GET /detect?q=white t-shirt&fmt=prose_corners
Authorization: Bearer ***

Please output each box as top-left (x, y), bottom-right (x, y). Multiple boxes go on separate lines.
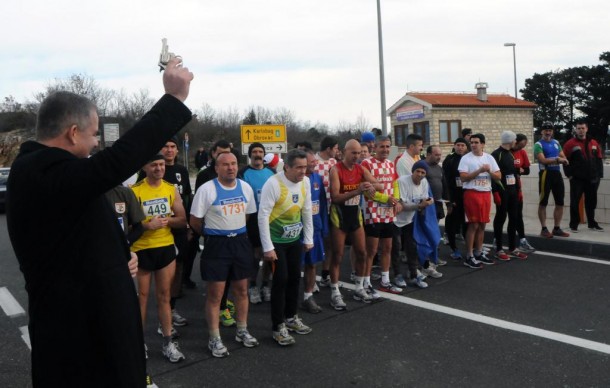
top-left (191, 178), bottom-right (256, 236)
top-left (457, 152), bottom-right (500, 192)
top-left (394, 175), bottom-right (429, 227)
top-left (395, 150), bottom-right (419, 177)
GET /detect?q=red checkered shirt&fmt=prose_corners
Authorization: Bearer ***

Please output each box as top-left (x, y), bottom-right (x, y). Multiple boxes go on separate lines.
top-left (361, 157), bottom-right (397, 224)
top-left (315, 154), bottom-right (336, 214)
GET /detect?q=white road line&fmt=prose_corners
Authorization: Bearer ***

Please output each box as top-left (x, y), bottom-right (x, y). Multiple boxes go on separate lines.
top-left (482, 244), bottom-right (610, 266)
top-left (19, 326), bottom-right (31, 350)
top-left (0, 287), bottom-right (26, 317)
top-left (339, 282), bottom-right (610, 355)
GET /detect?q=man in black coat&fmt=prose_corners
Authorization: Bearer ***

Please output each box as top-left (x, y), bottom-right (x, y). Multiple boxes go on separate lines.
top-left (6, 57), bottom-right (193, 388)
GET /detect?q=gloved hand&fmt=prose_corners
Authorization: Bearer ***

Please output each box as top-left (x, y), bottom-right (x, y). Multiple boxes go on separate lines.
top-left (493, 191), bottom-right (502, 206)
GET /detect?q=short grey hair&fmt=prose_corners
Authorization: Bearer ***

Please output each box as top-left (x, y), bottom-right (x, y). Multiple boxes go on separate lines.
top-left (375, 135), bottom-right (392, 144)
top-left (36, 91), bottom-right (97, 141)
top-left (284, 149), bottom-right (307, 168)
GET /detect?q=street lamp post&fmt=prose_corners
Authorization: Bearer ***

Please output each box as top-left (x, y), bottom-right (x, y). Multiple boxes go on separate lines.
top-left (377, 0), bottom-right (387, 135)
top-left (504, 43), bottom-right (517, 102)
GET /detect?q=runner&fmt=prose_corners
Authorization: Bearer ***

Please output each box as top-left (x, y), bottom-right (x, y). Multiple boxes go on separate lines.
top-left (190, 152), bottom-right (259, 357)
top-left (258, 149), bottom-right (314, 345)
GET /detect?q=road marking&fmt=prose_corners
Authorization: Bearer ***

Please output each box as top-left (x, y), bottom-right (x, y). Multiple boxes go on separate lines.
top-left (19, 326), bottom-right (31, 350)
top-left (339, 282), bottom-right (610, 355)
top-left (482, 244), bottom-right (610, 266)
top-left (0, 287), bottom-right (26, 317)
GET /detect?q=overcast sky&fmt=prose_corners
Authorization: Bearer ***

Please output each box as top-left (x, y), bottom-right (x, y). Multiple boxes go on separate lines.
top-left (2, 0), bottom-right (608, 129)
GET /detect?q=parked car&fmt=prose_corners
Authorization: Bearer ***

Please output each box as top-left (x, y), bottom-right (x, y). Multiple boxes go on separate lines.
top-left (0, 167), bottom-right (9, 212)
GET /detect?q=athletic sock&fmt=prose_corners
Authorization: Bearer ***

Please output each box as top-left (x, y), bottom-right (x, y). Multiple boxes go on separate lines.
top-left (330, 284), bottom-right (340, 296)
top-left (209, 329), bottom-right (220, 339)
top-left (355, 276), bottom-right (364, 291)
top-left (381, 271), bottom-right (390, 284)
top-left (236, 321), bottom-right (247, 331)
top-left (303, 292), bottom-right (313, 300)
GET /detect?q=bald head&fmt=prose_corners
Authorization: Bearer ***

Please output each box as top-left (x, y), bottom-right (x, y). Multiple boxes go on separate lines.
top-left (343, 139), bottom-right (362, 167)
top-left (215, 152), bottom-right (238, 184)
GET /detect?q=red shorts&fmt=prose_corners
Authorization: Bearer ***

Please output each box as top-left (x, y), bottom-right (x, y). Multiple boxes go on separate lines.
top-left (463, 190), bottom-right (491, 223)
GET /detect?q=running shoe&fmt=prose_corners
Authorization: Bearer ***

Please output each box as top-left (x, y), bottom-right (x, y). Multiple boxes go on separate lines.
top-left (330, 293), bottom-right (347, 311)
top-left (540, 227), bottom-right (553, 238)
top-left (507, 249), bottom-right (528, 260)
top-left (422, 265), bottom-right (443, 278)
top-left (208, 337), bottom-right (229, 357)
top-left (157, 324), bottom-right (179, 339)
top-left (519, 239), bottom-right (536, 253)
top-left (285, 315), bottom-right (312, 334)
top-left (494, 250), bottom-right (511, 261)
top-left (436, 258), bottom-right (448, 267)
top-left (463, 256), bottom-right (483, 269)
top-left (273, 323), bottom-right (296, 346)
top-left (235, 328), bottom-right (259, 347)
top-left (450, 250), bottom-right (463, 260)
top-left (476, 253), bottom-right (495, 265)
top-left (589, 224), bottom-right (604, 232)
top-left (371, 272), bottom-right (382, 281)
top-left (353, 288), bottom-right (372, 303)
top-left (146, 374), bottom-right (158, 388)
top-left (379, 281), bottom-right (403, 294)
top-left (366, 285), bottom-right (381, 300)
top-left (394, 274), bottom-right (407, 287)
top-left (261, 286), bottom-right (272, 302)
top-left (162, 341), bottom-right (185, 363)
top-left (301, 296), bottom-right (322, 314)
top-left (172, 309), bottom-right (188, 327)
top-left (226, 299), bottom-right (236, 315)
top-left (219, 308), bottom-right (236, 327)
top-left (248, 286), bottom-right (262, 304)
top-left (319, 277), bottom-right (331, 287)
top-left (552, 228), bottom-right (570, 237)
top-left (407, 275), bottom-right (429, 289)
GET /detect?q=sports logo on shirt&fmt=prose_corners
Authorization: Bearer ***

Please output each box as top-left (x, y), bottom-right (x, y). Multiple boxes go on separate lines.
top-left (292, 194), bottom-right (299, 203)
top-left (313, 182), bottom-right (319, 190)
top-left (115, 202), bottom-right (126, 214)
top-left (176, 173), bottom-right (182, 182)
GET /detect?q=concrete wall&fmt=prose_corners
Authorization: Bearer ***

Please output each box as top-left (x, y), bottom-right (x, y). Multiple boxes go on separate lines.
top-left (513, 164), bottom-right (610, 225)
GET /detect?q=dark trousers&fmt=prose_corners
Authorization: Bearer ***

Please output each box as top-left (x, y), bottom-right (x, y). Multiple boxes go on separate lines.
top-left (569, 178), bottom-right (600, 229)
top-left (394, 223), bottom-right (418, 279)
top-left (516, 198), bottom-right (525, 239)
top-left (271, 240), bottom-right (302, 331)
top-left (445, 200), bottom-right (466, 251)
top-left (493, 189), bottom-right (519, 251)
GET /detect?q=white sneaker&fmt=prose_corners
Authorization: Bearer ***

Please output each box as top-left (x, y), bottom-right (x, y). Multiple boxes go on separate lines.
top-left (422, 264), bottom-right (443, 279)
top-left (249, 286), bottom-right (262, 304)
top-left (408, 275), bottom-right (429, 289)
top-left (330, 293), bottom-right (347, 311)
top-left (162, 341), bottom-right (185, 363)
top-left (261, 286), bottom-right (272, 302)
top-left (353, 288), bottom-right (372, 303)
top-left (171, 309), bottom-right (188, 327)
top-left (235, 328), bottom-right (259, 347)
top-left (208, 336), bottom-right (229, 357)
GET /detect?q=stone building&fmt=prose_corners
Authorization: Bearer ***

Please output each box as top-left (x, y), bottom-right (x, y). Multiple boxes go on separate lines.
top-left (387, 83), bottom-right (536, 155)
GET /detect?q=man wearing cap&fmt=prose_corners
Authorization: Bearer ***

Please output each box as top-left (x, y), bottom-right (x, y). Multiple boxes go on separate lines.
top-left (238, 143), bottom-right (276, 304)
top-left (264, 153), bottom-right (283, 170)
top-left (563, 119), bottom-right (604, 232)
top-left (160, 136), bottom-right (191, 330)
top-left (534, 123), bottom-right (570, 238)
top-left (458, 133), bottom-right (501, 268)
top-left (131, 154), bottom-right (187, 363)
top-left (491, 131), bottom-right (527, 261)
top-left (394, 160), bottom-right (435, 288)
top-left (361, 132), bottom-right (376, 158)
top-left (395, 133), bottom-right (424, 177)
top-left (442, 138), bottom-right (469, 260)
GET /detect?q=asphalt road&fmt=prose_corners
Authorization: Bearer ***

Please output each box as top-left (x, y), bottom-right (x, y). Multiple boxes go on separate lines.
top-left (1, 212), bottom-right (609, 387)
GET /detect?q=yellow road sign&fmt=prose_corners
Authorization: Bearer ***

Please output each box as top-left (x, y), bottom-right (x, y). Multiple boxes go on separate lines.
top-left (241, 124), bottom-right (286, 143)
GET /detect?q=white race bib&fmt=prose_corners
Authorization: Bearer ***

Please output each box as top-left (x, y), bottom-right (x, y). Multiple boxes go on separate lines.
top-left (506, 174), bottom-right (516, 185)
top-left (281, 222), bottom-right (303, 239)
top-left (312, 200), bottom-right (320, 216)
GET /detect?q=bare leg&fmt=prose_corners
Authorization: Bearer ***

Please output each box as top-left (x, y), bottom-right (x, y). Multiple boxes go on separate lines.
top-left (155, 260), bottom-right (176, 337)
top-left (136, 270), bottom-right (152, 327)
top-left (205, 281), bottom-right (226, 332)
top-left (232, 279), bottom-right (249, 324)
top-left (538, 206), bottom-right (547, 228)
top-left (553, 206), bottom-right (564, 228)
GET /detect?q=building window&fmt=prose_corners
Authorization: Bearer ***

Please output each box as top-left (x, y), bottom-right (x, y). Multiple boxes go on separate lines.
top-left (413, 121), bottom-right (430, 145)
top-left (439, 120), bottom-right (461, 143)
top-left (394, 124), bottom-right (408, 146)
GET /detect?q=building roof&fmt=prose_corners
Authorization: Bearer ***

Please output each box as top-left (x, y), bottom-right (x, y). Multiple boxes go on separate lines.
top-left (387, 92), bottom-right (536, 115)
